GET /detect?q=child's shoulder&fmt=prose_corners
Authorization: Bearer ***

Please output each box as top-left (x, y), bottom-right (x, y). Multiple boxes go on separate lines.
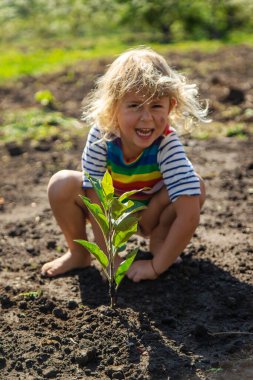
top-left (158, 125), bottom-right (182, 153)
top-left (86, 126), bottom-right (106, 150)
top-left (88, 125), bottom-right (101, 138)
top-left (88, 125), bottom-right (117, 142)
top-left (163, 124), bottom-right (176, 136)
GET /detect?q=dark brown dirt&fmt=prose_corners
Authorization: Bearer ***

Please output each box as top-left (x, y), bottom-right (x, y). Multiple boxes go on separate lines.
top-left (0, 45), bottom-right (253, 380)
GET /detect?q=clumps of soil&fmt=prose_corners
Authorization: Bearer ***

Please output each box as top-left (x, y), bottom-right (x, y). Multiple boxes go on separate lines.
top-left (0, 45), bottom-right (253, 379)
top-left (1, 136), bottom-right (253, 380)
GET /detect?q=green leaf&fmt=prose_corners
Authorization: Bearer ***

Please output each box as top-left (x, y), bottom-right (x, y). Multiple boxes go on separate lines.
top-left (74, 239), bottom-right (109, 268)
top-left (111, 198), bottom-right (134, 220)
top-left (114, 215), bottom-right (138, 231)
top-left (113, 217), bottom-right (138, 248)
top-left (101, 170), bottom-right (114, 200)
top-left (84, 171), bottom-right (108, 210)
top-left (18, 290), bottom-right (43, 300)
top-left (115, 248), bottom-right (138, 287)
top-left (117, 200), bottom-right (147, 222)
top-left (129, 199), bottom-right (148, 210)
top-left (118, 187), bottom-right (149, 203)
top-left (80, 195), bottom-right (109, 238)
top-left (114, 209), bottom-right (142, 230)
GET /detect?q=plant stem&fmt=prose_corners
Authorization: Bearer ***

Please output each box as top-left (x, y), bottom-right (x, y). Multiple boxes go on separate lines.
top-left (108, 205), bottom-right (117, 308)
top-left (109, 280), bottom-right (117, 309)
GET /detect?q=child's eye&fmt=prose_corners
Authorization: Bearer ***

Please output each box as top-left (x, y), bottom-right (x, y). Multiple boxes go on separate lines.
top-left (152, 104), bottom-right (163, 108)
top-left (128, 103), bottom-right (138, 108)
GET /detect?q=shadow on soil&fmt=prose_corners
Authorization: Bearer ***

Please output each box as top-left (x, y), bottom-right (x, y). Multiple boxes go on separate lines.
top-left (78, 254), bottom-right (253, 380)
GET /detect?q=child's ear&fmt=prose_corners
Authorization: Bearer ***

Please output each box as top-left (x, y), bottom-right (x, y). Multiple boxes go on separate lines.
top-left (167, 97), bottom-right (177, 116)
top-left (170, 97), bottom-right (177, 110)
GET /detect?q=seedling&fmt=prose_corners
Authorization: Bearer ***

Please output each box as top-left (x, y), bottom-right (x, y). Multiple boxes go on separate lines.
top-left (206, 367), bottom-right (223, 373)
top-left (75, 171), bottom-right (146, 308)
top-left (18, 290), bottom-right (43, 300)
top-left (35, 90), bottom-right (55, 109)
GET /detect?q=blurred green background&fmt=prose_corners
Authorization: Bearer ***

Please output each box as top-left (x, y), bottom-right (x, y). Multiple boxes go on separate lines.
top-left (1, 0), bottom-right (252, 82)
top-left (0, 0), bottom-right (252, 144)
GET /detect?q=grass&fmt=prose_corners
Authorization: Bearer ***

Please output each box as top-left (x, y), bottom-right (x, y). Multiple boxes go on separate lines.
top-left (0, 32), bottom-right (252, 84)
top-left (0, 32), bottom-right (252, 144)
top-left (191, 121), bottom-right (253, 140)
top-left (0, 36), bottom-right (127, 84)
top-left (0, 108), bottom-right (86, 145)
top-left (1, 107), bottom-right (251, 147)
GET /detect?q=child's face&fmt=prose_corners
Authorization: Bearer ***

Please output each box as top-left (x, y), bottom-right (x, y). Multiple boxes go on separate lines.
top-left (116, 91), bottom-right (172, 160)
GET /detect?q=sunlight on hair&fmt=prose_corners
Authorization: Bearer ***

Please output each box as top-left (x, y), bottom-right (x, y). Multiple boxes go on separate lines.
top-left (82, 47), bottom-right (210, 140)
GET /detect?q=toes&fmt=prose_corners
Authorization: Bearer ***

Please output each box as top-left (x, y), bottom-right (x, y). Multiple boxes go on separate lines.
top-left (41, 269), bottom-right (49, 277)
top-left (41, 265), bottom-right (48, 276)
top-left (46, 269), bottom-right (54, 277)
top-left (41, 263), bottom-right (55, 277)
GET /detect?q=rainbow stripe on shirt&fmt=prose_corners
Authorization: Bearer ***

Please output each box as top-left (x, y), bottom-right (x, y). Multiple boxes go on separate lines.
top-left (107, 134), bottom-right (168, 204)
top-left (82, 125), bottom-right (201, 203)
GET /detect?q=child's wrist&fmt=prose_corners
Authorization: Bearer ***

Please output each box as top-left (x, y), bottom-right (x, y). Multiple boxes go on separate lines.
top-left (150, 259), bottom-right (160, 277)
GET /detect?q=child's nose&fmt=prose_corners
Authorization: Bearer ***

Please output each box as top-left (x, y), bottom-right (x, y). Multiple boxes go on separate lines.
top-left (140, 108), bottom-right (152, 121)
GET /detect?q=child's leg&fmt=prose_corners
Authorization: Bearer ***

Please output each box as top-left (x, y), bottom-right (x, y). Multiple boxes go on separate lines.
top-left (138, 186), bottom-right (172, 237)
top-left (41, 170), bottom-right (91, 277)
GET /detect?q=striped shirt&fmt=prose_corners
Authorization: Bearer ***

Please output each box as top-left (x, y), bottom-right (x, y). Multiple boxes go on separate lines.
top-left (82, 125), bottom-right (200, 203)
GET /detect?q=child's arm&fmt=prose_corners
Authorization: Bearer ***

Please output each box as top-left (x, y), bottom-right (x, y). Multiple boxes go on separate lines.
top-left (127, 195), bottom-right (200, 282)
top-left (152, 195), bottom-right (200, 273)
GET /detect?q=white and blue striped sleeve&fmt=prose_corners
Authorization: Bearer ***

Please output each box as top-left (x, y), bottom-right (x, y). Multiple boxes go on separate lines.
top-left (158, 131), bottom-right (201, 202)
top-left (81, 126), bottom-right (107, 189)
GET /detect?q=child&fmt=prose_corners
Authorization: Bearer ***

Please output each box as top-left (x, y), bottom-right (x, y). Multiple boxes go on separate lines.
top-left (41, 47), bottom-right (207, 282)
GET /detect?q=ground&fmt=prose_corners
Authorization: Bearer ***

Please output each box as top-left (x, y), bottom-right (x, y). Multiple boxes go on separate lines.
top-left (0, 45), bottom-right (253, 380)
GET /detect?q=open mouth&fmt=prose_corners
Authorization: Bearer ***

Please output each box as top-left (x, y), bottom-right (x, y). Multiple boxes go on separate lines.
top-left (135, 128), bottom-right (154, 137)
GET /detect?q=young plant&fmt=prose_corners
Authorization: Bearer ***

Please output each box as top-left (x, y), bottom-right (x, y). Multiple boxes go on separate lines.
top-left (18, 290), bottom-right (43, 300)
top-left (35, 90), bottom-right (55, 110)
top-left (75, 171), bottom-right (146, 308)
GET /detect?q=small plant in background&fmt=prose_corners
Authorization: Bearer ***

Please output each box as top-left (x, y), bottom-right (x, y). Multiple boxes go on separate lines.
top-left (35, 89), bottom-right (55, 110)
top-left (226, 124), bottom-right (246, 138)
top-left (0, 109), bottom-right (84, 145)
top-left (75, 171), bottom-right (147, 308)
top-left (18, 290), bottom-right (43, 300)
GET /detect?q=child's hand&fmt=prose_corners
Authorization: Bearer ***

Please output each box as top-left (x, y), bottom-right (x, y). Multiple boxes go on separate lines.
top-left (127, 259), bottom-right (158, 282)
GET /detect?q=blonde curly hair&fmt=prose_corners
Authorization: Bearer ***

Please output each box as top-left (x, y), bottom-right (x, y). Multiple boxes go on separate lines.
top-left (82, 47), bottom-right (209, 139)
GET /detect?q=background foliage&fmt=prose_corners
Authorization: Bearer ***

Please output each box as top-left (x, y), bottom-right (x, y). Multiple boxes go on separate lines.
top-left (0, 0), bottom-right (252, 44)
top-left (0, 0), bottom-right (252, 143)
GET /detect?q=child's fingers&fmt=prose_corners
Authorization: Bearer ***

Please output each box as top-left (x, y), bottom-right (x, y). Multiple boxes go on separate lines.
top-left (127, 260), bottom-right (158, 282)
top-left (128, 272), bottom-right (141, 283)
top-left (127, 261), bottom-right (147, 282)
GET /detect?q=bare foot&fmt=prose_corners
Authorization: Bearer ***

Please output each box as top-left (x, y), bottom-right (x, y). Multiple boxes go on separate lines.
top-left (41, 250), bottom-right (91, 277)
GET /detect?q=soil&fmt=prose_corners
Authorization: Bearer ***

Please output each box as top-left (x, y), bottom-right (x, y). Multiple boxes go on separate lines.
top-left (0, 45), bottom-right (253, 380)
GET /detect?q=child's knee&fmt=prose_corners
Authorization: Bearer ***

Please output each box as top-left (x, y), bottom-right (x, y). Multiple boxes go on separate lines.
top-left (47, 170), bottom-right (82, 202)
top-left (138, 187), bottom-right (170, 236)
